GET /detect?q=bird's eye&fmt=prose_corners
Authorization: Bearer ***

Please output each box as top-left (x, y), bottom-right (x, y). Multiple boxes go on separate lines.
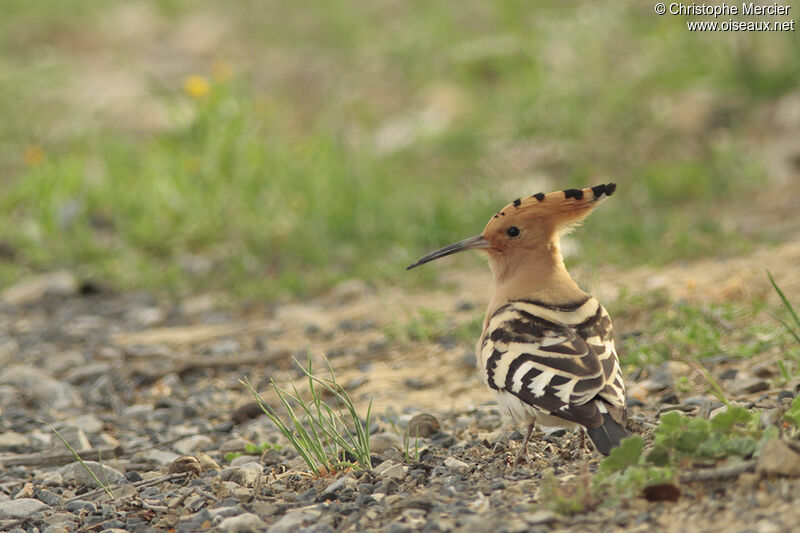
top-left (506, 226), bottom-right (520, 238)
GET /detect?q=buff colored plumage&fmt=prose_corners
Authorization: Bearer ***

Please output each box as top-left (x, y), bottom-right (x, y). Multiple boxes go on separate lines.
top-left (407, 184), bottom-right (627, 460)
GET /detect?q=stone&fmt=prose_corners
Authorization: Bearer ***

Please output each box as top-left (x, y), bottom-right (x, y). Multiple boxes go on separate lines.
top-left (183, 494), bottom-right (206, 513)
top-left (709, 401), bottom-right (747, 420)
top-left (322, 474), bottom-right (357, 496)
top-left (38, 471), bottom-right (64, 487)
top-left (174, 435), bottom-right (213, 455)
top-left (734, 377), bottom-right (770, 396)
top-left (0, 365), bottom-right (82, 409)
top-left (72, 414), bottom-right (104, 434)
top-left (524, 510), bottom-right (558, 525)
top-left (51, 426), bottom-right (91, 451)
top-left (0, 498), bottom-right (51, 519)
top-left (13, 482), bottom-right (34, 499)
top-left (43, 511), bottom-right (81, 529)
top-left (475, 414), bottom-right (502, 430)
top-left (209, 505), bottom-right (244, 520)
top-left (197, 452), bottom-right (220, 471)
top-left (228, 462), bottom-right (262, 487)
top-left (59, 461), bottom-right (126, 488)
top-left (756, 439), bottom-right (800, 477)
top-left (127, 307), bottom-right (165, 327)
top-left (267, 508), bottom-right (322, 533)
top-left (0, 337), bottom-right (19, 362)
top-left (752, 362), bottom-right (776, 378)
top-left (209, 339), bottom-right (240, 355)
top-left (218, 512), bottom-right (265, 532)
top-left (219, 437), bottom-right (252, 452)
top-left (757, 521), bottom-right (784, 533)
top-left (0, 430), bottom-right (31, 450)
top-left (380, 464), bottom-right (407, 481)
top-left (36, 488), bottom-right (64, 507)
top-left (330, 279), bottom-right (371, 302)
top-left (65, 363), bottom-right (113, 385)
top-left (260, 449), bottom-right (282, 466)
top-left (369, 433), bottom-right (402, 454)
top-left (229, 455), bottom-right (260, 466)
top-left (65, 499), bottom-right (97, 514)
top-left (443, 457), bottom-right (471, 475)
top-left (43, 524), bottom-right (73, 533)
top-left (1, 271), bottom-right (78, 305)
top-left (143, 449), bottom-right (182, 466)
top-left (777, 390), bottom-right (795, 402)
top-left (373, 460), bottom-right (397, 476)
top-left (120, 404), bottom-right (154, 421)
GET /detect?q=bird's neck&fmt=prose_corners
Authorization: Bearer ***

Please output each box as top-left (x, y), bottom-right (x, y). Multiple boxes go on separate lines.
top-left (486, 240), bottom-right (587, 317)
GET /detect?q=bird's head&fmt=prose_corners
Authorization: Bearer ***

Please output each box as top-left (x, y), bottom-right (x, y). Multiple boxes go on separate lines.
top-left (406, 183), bottom-right (616, 273)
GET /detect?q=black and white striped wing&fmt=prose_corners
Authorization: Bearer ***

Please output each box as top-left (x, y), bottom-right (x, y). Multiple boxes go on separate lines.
top-left (573, 302), bottom-right (626, 416)
top-left (480, 300), bottom-right (610, 428)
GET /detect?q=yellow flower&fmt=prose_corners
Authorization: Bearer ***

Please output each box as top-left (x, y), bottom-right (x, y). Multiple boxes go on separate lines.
top-left (23, 144), bottom-right (45, 167)
top-left (183, 75), bottom-right (210, 98)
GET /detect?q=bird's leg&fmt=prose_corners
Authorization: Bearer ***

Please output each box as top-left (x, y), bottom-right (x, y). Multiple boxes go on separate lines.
top-left (514, 423), bottom-right (535, 465)
top-left (579, 428), bottom-right (586, 461)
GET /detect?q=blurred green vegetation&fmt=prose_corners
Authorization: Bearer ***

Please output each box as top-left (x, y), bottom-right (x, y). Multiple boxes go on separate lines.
top-left (1, 0), bottom-right (798, 298)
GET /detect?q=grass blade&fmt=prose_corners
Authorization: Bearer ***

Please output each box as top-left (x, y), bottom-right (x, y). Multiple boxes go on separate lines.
top-left (767, 269), bottom-right (800, 331)
top-left (241, 349), bottom-right (372, 474)
top-left (45, 422), bottom-right (114, 499)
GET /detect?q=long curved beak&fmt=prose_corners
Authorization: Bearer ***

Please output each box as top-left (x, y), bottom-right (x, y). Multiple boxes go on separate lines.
top-left (406, 234), bottom-right (490, 270)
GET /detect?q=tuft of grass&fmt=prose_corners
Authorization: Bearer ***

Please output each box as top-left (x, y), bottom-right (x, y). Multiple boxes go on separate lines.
top-left (242, 350), bottom-right (372, 475)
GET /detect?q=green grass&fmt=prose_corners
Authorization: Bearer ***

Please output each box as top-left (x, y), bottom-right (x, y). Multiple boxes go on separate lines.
top-left (615, 294), bottom-right (777, 368)
top-left (46, 422), bottom-right (114, 499)
top-left (243, 351), bottom-right (372, 475)
top-left (1, 1), bottom-right (799, 298)
top-left (767, 271), bottom-right (800, 382)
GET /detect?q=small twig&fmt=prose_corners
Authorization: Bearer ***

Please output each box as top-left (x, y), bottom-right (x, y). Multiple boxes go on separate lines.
top-left (0, 445), bottom-right (123, 468)
top-left (168, 486), bottom-right (197, 509)
top-left (679, 460), bottom-right (756, 483)
top-left (0, 435), bottom-right (187, 468)
top-left (138, 500), bottom-right (169, 513)
top-left (657, 404), bottom-right (698, 415)
top-left (64, 472), bottom-right (190, 503)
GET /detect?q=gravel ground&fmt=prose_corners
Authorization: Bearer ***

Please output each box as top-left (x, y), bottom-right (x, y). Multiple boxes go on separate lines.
top-left (1, 271), bottom-right (800, 533)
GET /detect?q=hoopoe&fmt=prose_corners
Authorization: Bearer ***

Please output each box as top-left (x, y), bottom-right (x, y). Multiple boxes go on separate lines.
top-left (407, 184), bottom-right (627, 459)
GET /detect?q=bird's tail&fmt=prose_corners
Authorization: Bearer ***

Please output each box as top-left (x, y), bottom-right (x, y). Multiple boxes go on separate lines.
top-left (586, 413), bottom-right (628, 456)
